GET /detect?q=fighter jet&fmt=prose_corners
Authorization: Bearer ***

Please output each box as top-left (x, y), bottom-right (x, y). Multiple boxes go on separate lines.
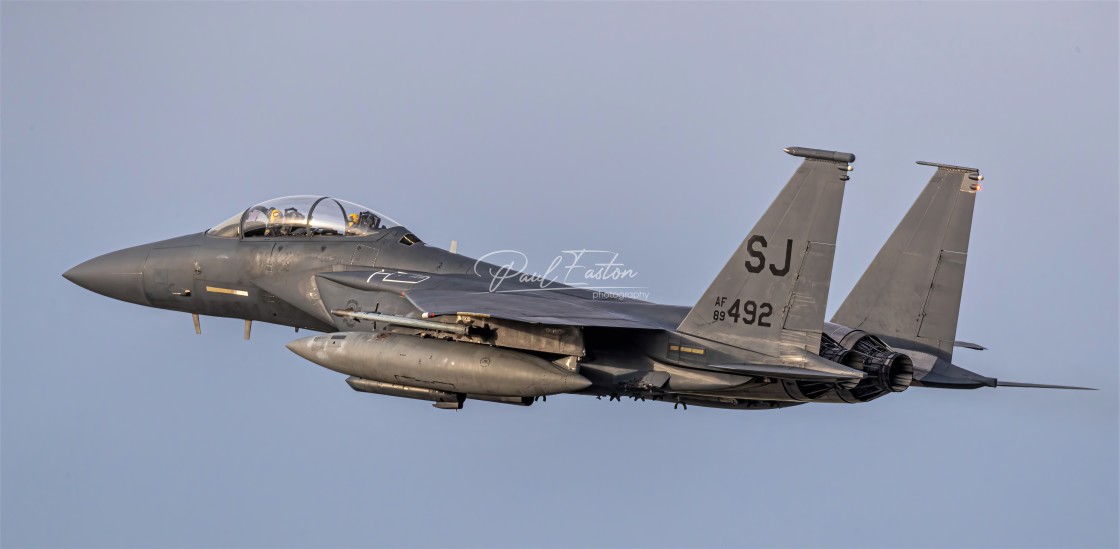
top-left (64, 147), bottom-right (1089, 410)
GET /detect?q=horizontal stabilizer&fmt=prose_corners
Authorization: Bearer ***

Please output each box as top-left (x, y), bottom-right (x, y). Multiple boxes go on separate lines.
top-left (997, 380), bottom-right (1096, 391)
top-left (953, 340), bottom-right (987, 351)
top-left (912, 360), bottom-right (1095, 391)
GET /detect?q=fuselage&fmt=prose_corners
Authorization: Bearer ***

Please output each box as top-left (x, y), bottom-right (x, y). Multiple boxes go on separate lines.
top-left (66, 223), bottom-right (827, 408)
top-left (63, 194), bottom-right (913, 410)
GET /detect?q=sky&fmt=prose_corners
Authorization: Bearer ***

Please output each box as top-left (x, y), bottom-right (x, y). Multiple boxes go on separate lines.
top-left (2, 2), bottom-right (1117, 548)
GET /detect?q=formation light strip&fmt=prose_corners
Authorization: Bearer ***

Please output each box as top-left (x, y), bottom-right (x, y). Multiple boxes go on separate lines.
top-left (206, 286), bottom-right (249, 297)
top-left (669, 345), bottom-right (705, 355)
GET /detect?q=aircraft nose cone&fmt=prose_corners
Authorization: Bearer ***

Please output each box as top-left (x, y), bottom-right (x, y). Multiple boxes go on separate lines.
top-left (64, 244), bottom-right (152, 306)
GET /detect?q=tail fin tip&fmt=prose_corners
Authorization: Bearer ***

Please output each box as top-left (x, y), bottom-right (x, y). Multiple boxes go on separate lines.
top-left (916, 160), bottom-right (980, 173)
top-left (785, 146), bottom-right (856, 164)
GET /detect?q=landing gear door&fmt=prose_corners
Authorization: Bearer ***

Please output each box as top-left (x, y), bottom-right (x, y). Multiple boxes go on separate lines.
top-left (143, 246), bottom-right (199, 309)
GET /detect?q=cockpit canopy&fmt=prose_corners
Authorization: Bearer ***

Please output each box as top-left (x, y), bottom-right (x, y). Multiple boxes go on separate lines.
top-left (208, 196), bottom-right (402, 238)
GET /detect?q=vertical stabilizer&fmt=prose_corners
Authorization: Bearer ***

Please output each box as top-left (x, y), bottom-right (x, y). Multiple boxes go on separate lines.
top-left (831, 161), bottom-right (983, 361)
top-left (677, 147), bottom-right (853, 362)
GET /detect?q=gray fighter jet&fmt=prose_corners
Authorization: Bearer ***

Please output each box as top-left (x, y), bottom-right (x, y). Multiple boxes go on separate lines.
top-left (64, 147), bottom-right (1089, 410)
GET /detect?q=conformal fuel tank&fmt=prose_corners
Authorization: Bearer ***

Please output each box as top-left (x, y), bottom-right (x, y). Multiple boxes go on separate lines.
top-left (287, 332), bottom-right (591, 397)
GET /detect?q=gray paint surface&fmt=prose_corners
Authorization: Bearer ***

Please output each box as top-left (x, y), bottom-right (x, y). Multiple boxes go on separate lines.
top-left (2, 2), bottom-right (1117, 548)
top-left (678, 153), bottom-right (847, 358)
top-left (833, 165), bottom-right (978, 357)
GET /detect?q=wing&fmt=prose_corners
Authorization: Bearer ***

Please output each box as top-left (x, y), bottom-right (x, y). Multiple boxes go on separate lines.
top-left (314, 270), bottom-right (688, 330)
top-left (402, 290), bottom-right (677, 329)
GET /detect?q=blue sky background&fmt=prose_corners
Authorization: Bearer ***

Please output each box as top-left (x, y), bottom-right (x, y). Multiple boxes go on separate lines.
top-left (3, 2), bottom-right (1117, 548)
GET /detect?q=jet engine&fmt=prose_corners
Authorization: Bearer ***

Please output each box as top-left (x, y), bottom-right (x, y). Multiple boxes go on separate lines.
top-left (805, 329), bottom-right (914, 403)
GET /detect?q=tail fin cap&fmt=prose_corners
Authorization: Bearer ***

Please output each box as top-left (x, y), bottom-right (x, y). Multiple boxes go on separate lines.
top-left (785, 147), bottom-right (856, 164)
top-left (916, 160), bottom-right (979, 173)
